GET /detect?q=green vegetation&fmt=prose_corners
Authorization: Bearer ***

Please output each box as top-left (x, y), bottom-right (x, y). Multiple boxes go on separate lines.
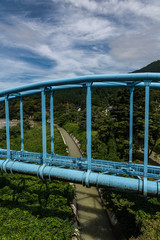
top-left (101, 189), bottom-right (160, 240)
top-left (105, 87), bottom-right (160, 161)
top-left (63, 120), bottom-right (160, 239)
top-left (134, 60), bottom-right (160, 73)
top-left (0, 121), bottom-right (67, 156)
top-left (0, 174), bottom-right (75, 239)
top-left (0, 123), bottom-right (74, 239)
top-left (62, 59), bottom-right (160, 239)
top-left (1, 60), bottom-right (160, 239)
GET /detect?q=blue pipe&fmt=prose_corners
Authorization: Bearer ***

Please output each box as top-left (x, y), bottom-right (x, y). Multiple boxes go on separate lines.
top-left (0, 85), bottom-right (83, 103)
top-left (86, 83), bottom-right (92, 171)
top-left (143, 81), bottom-right (151, 196)
top-left (129, 87), bottom-right (134, 167)
top-left (0, 83), bottom-right (126, 102)
top-left (1, 73), bottom-right (160, 97)
top-left (20, 97), bottom-right (24, 151)
top-left (0, 160), bottom-right (159, 195)
top-left (0, 73), bottom-right (160, 196)
top-left (2, 81), bottom-right (160, 103)
top-left (5, 97), bottom-right (10, 159)
top-left (41, 89), bottom-right (47, 164)
top-left (50, 91), bottom-right (54, 155)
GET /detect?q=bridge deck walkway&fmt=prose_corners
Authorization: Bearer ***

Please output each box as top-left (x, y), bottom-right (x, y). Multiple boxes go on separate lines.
top-left (58, 127), bottom-right (116, 240)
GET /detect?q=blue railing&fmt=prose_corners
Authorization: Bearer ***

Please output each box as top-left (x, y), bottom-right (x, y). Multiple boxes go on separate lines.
top-left (0, 73), bottom-right (160, 196)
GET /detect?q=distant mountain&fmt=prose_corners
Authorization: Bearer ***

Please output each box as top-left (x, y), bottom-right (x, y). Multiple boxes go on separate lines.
top-left (133, 60), bottom-right (160, 73)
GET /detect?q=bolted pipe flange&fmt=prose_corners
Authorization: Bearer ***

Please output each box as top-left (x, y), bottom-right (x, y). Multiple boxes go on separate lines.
top-left (1, 159), bottom-right (10, 173)
top-left (157, 180), bottom-right (160, 197)
top-left (96, 173), bottom-right (100, 189)
top-left (143, 177), bottom-right (148, 196)
top-left (48, 166), bottom-right (54, 181)
top-left (37, 164), bottom-right (46, 180)
top-left (85, 170), bottom-right (91, 188)
top-left (82, 171), bottom-right (86, 186)
top-left (10, 159), bottom-right (17, 174)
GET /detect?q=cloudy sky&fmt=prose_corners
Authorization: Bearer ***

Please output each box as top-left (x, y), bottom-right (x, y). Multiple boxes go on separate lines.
top-left (0, 0), bottom-right (160, 90)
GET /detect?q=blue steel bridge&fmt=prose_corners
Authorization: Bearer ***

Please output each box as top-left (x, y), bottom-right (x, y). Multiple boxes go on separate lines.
top-left (0, 73), bottom-right (160, 196)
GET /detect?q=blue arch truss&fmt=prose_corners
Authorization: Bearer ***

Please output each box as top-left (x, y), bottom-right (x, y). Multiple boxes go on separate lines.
top-left (0, 73), bottom-right (160, 196)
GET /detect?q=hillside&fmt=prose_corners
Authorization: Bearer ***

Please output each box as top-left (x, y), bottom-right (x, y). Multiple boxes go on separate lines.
top-left (133, 60), bottom-right (160, 73)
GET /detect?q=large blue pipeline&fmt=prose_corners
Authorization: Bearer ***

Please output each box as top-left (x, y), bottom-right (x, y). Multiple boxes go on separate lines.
top-left (0, 73), bottom-right (160, 196)
top-left (0, 159), bottom-right (159, 195)
top-left (1, 72), bottom-right (160, 98)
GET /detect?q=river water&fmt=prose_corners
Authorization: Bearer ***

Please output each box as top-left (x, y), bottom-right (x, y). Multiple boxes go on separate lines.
top-left (57, 127), bottom-right (116, 240)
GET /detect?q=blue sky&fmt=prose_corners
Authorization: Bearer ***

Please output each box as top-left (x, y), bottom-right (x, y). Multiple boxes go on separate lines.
top-left (0, 0), bottom-right (160, 90)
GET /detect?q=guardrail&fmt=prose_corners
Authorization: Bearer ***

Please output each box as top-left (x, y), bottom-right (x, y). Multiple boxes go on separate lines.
top-left (0, 73), bottom-right (160, 196)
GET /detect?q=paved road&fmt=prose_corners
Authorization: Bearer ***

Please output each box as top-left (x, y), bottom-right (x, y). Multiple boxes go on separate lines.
top-left (0, 119), bottom-right (19, 129)
top-left (57, 127), bottom-right (116, 240)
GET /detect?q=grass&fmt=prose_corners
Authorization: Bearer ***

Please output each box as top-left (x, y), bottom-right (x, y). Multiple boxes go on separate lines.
top-left (0, 121), bottom-right (75, 240)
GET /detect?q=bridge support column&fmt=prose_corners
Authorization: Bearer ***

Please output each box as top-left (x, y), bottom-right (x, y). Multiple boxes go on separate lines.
top-left (50, 91), bottom-right (54, 155)
top-left (41, 88), bottom-right (47, 164)
top-left (20, 97), bottom-right (24, 151)
top-left (129, 87), bottom-right (134, 167)
top-left (5, 96), bottom-right (10, 160)
top-left (86, 82), bottom-right (92, 171)
top-left (1, 96), bottom-right (11, 172)
top-left (143, 81), bottom-right (151, 196)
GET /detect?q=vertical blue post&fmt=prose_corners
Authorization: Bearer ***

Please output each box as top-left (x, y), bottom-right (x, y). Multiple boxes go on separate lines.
top-left (5, 96), bottom-right (10, 159)
top-left (20, 97), bottom-right (24, 151)
top-left (41, 88), bottom-right (47, 164)
top-left (129, 87), bottom-right (134, 167)
top-left (86, 82), bottom-right (92, 170)
top-left (50, 90), bottom-right (54, 155)
top-left (143, 81), bottom-right (150, 196)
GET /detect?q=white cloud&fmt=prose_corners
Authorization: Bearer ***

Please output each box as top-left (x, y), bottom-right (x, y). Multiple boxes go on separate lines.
top-left (109, 26), bottom-right (160, 68)
top-left (0, 0), bottom-right (160, 90)
top-left (66, 0), bottom-right (160, 22)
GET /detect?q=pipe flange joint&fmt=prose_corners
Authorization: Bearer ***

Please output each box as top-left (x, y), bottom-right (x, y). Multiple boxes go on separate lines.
top-left (1, 158), bottom-right (10, 173)
top-left (157, 180), bottom-right (160, 196)
top-left (82, 171), bottom-right (86, 186)
top-left (10, 159), bottom-right (17, 174)
top-left (96, 173), bottom-right (100, 188)
top-left (85, 170), bottom-right (91, 188)
top-left (37, 164), bottom-right (46, 180)
top-left (48, 166), bottom-right (54, 181)
top-left (143, 177), bottom-right (148, 196)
